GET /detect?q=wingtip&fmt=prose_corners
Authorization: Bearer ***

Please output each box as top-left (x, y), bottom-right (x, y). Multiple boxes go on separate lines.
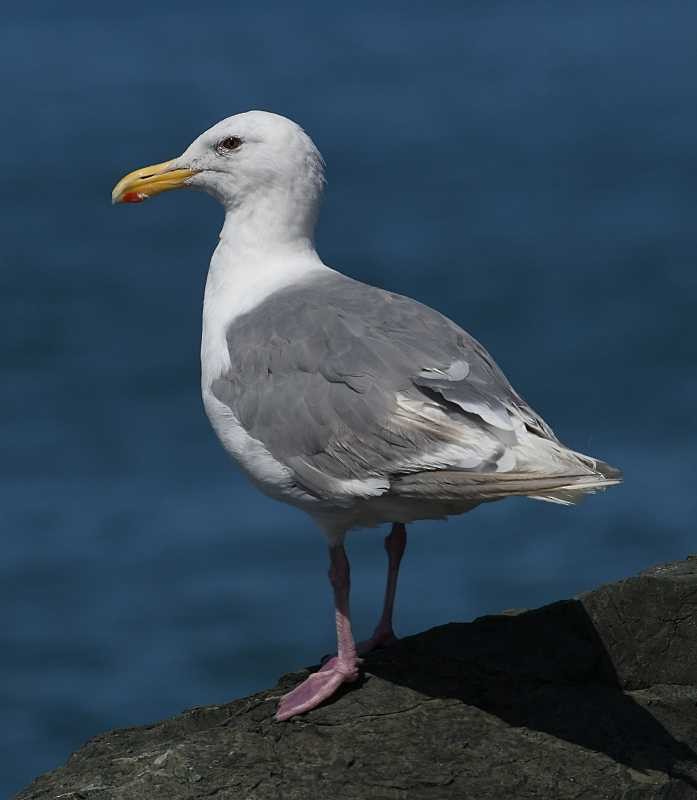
top-left (595, 460), bottom-right (623, 482)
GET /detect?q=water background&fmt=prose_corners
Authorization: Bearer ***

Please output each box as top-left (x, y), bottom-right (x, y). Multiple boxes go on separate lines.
top-left (2, 1), bottom-right (697, 794)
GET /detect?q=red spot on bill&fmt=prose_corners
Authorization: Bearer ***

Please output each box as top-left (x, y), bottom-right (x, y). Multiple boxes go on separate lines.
top-left (122, 191), bottom-right (147, 203)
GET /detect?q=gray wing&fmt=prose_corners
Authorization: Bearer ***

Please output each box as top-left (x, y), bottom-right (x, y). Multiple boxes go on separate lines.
top-left (212, 272), bottom-right (557, 503)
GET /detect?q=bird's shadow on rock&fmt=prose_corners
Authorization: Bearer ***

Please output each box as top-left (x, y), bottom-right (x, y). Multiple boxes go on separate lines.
top-left (362, 599), bottom-right (697, 786)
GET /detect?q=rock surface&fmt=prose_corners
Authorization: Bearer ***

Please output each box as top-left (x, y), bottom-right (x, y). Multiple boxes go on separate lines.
top-left (16, 558), bottom-right (697, 800)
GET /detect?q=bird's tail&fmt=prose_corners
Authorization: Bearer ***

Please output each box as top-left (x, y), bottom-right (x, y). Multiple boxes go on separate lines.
top-left (524, 455), bottom-right (622, 505)
top-left (391, 455), bottom-right (622, 507)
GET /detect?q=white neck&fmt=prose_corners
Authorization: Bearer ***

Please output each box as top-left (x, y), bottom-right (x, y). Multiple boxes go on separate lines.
top-left (207, 205), bottom-right (327, 309)
top-left (221, 178), bottom-right (321, 245)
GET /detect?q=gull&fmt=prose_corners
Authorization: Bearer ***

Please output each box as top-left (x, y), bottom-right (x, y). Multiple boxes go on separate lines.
top-left (112, 110), bottom-right (621, 721)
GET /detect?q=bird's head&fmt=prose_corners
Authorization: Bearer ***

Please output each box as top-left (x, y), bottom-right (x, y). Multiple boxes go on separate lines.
top-left (112, 111), bottom-right (325, 220)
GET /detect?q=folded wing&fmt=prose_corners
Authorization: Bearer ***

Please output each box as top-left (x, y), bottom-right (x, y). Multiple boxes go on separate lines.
top-left (212, 272), bottom-right (616, 506)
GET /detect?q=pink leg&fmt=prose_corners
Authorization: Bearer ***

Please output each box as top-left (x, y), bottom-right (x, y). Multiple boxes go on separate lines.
top-left (275, 543), bottom-right (361, 721)
top-left (358, 523), bottom-right (407, 654)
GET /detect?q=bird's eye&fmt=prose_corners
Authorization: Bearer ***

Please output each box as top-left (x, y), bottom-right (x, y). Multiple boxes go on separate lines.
top-left (216, 136), bottom-right (243, 153)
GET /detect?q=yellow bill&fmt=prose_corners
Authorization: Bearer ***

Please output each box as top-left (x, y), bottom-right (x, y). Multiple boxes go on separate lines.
top-left (111, 160), bottom-right (195, 204)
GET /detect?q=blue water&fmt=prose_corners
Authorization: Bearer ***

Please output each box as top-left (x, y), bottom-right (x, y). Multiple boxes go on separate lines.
top-left (2, 1), bottom-right (697, 794)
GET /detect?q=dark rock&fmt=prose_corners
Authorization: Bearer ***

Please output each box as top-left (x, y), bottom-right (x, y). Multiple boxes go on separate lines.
top-left (16, 559), bottom-right (697, 799)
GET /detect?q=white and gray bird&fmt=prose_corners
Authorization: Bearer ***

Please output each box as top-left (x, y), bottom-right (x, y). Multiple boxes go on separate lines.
top-left (112, 110), bottom-right (621, 720)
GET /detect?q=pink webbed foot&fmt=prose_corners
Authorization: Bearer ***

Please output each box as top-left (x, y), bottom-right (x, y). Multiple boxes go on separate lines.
top-left (275, 655), bottom-right (361, 721)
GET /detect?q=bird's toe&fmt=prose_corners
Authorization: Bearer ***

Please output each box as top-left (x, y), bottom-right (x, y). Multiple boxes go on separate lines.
top-left (275, 657), bottom-right (360, 721)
